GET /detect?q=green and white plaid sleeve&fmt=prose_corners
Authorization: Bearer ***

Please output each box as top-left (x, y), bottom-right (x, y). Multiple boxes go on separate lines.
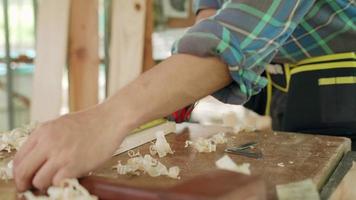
top-left (173, 0), bottom-right (315, 104)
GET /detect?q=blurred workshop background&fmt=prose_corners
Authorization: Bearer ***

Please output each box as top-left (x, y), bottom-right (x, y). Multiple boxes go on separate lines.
top-left (0, 0), bottom-right (193, 130)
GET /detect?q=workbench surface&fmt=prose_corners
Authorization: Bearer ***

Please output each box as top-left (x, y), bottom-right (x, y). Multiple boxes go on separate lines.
top-left (0, 123), bottom-right (351, 199)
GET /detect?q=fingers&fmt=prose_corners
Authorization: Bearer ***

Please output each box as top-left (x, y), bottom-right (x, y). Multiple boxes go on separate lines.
top-left (32, 158), bottom-right (63, 190)
top-left (13, 138), bottom-right (37, 167)
top-left (14, 146), bottom-right (47, 192)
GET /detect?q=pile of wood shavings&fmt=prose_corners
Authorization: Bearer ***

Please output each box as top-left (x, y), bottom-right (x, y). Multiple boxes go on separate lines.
top-left (114, 131), bottom-right (180, 179)
top-left (0, 123), bottom-right (36, 152)
top-left (0, 123), bottom-right (36, 180)
top-left (185, 132), bottom-right (227, 153)
top-left (114, 151), bottom-right (180, 179)
top-left (23, 179), bottom-right (98, 200)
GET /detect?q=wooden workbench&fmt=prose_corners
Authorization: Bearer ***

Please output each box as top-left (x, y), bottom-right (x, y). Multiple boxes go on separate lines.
top-left (0, 123), bottom-right (351, 199)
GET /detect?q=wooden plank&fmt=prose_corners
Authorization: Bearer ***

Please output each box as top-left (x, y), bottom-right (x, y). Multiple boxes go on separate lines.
top-left (108, 0), bottom-right (146, 95)
top-left (80, 171), bottom-right (267, 200)
top-left (31, 0), bottom-right (70, 122)
top-left (142, 0), bottom-right (155, 72)
top-left (68, 0), bottom-right (99, 112)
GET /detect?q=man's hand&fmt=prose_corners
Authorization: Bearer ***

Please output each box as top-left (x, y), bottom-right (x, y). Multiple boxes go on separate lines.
top-left (13, 106), bottom-right (131, 191)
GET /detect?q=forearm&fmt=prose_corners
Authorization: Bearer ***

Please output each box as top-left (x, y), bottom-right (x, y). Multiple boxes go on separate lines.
top-left (101, 54), bottom-right (231, 133)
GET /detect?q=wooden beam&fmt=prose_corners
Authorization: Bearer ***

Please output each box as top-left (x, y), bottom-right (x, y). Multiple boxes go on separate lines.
top-left (108, 0), bottom-right (146, 95)
top-left (142, 0), bottom-right (155, 72)
top-left (68, 0), bottom-right (99, 111)
top-left (31, 0), bottom-right (70, 122)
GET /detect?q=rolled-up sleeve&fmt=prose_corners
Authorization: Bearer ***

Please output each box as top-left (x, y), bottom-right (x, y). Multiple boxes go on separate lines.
top-left (173, 0), bottom-right (315, 104)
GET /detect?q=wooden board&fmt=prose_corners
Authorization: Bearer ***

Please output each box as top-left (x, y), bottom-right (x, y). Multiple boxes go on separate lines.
top-left (31, 0), bottom-right (70, 122)
top-left (0, 124), bottom-right (350, 199)
top-left (68, 0), bottom-right (99, 112)
top-left (107, 0), bottom-right (146, 95)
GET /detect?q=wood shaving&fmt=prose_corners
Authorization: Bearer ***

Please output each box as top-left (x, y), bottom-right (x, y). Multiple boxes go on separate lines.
top-left (0, 123), bottom-right (36, 152)
top-left (114, 154), bottom-right (180, 179)
top-left (149, 131), bottom-right (173, 158)
top-left (0, 160), bottom-right (13, 180)
top-left (128, 150), bottom-right (141, 158)
top-left (185, 132), bottom-right (227, 153)
top-left (22, 179), bottom-right (97, 200)
top-left (215, 155), bottom-right (251, 175)
top-left (278, 162), bottom-right (285, 167)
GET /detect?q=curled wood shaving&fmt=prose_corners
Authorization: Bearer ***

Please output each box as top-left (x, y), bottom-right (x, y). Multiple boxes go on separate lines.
top-left (0, 123), bottom-right (36, 152)
top-left (128, 150), bottom-right (141, 158)
top-left (114, 154), bottom-right (180, 179)
top-left (185, 132), bottom-right (227, 153)
top-left (277, 162), bottom-right (285, 167)
top-left (149, 131), bottom-right (173, 158)
top-left (215, 155), bottom-right (251, 175)
top-left (0, 160), bottom-right (13, 180)
top-left (22, 179), bottom-right (97, 200)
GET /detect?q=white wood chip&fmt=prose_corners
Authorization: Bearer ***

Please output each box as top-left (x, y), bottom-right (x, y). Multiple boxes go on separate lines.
top-left (215, 155), bottom-right (251, 175)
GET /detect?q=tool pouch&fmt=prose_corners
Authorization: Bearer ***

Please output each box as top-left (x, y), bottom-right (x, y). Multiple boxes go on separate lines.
top-left (281, 52), bottom-right (356, 137)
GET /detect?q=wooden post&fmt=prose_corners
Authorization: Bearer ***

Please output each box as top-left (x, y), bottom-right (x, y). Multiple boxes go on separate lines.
top-left (31, 0), bottom-right (70, 122)
top-left (68, 0), bottom-right (99, 111)
top-left (142, 0), bottom-right (155, 72)
top-left (108, 0), bottom-right (146, 95)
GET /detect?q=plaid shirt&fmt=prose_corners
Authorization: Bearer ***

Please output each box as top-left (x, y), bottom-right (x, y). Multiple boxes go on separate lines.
top-left (172, 0), bottom-right (356, 104)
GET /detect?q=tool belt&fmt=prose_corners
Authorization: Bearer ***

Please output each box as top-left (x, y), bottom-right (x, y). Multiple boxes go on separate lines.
top-left (266, 52), bottom-right (356, 137)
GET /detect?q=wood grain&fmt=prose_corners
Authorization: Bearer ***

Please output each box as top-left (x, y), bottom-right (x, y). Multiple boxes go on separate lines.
top-left (142, 0), bottom-right (155, 72)
top-left (31, 0), bottom-right (70, 122)
top-left (108, 0), bottom-right (146, 95)
top-left (68, 0), bottom-right (99, 112)
top-left (80, 170), bottom-right (267, 200)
